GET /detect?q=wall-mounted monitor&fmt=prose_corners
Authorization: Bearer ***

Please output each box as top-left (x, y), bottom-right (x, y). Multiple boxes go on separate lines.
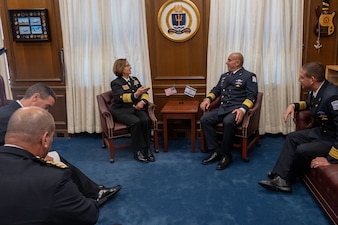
top-left (9, 8), bottom-right (50, 42)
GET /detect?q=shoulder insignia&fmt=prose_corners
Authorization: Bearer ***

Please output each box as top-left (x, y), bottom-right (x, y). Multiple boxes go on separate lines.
top-left (33, 156), bottom-right (68, 169)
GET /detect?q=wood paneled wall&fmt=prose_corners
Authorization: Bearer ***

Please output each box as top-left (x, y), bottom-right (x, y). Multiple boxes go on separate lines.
top-left (302, 0), bottom-right (338, 99)
top-left (0, 0), bottom-right (67, 135)
top-left (303, 0), bottom-right (338, 64)
top-left (145, 0), bottom-right (210, 121)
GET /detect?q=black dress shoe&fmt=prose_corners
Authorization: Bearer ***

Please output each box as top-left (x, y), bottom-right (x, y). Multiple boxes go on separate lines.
top-left (258, 176), bottom-right (292, 192)
top-left (134, 150), bottom-right (148, 163)
top-left (202, 152), bottom-right (222, 165)
top-left (97, 184), bottom-right (122, 207)
top-left (216, 155), bottom-right (232, 170)
top-left (144, 148), bottom-right (155, 162)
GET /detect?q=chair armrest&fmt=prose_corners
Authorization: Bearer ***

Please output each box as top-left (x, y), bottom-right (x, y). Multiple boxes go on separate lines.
top-left (97, 94), bottom-right (115, 137)
top-left (294, 110), bottom-right (315, 131)
top-left (240, 92), bottom-right (263, 136)
top-left (241, 101), bottom-right (260, 128)
top-left (147, 102), bottom-right (158, 130)
top-left (208, 97), bottom-right (221, 111)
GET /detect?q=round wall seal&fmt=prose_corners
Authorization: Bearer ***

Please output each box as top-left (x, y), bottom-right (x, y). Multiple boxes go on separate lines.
top-left (157, 0), bottom-right (200, 42)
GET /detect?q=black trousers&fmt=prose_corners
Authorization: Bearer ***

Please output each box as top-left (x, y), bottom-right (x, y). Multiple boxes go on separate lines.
top-left (272, 128), bottom-right (333, 181)
top-left (112, 108), bottom-right (151, 151)
top-left (200, 108), bottom-right (236, 155)
top-left (60, 156), bottom-right (99, 199)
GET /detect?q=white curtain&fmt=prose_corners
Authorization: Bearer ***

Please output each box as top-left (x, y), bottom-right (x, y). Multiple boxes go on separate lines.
top-left (0, 17), bottom-right (12, 99)
top-left (58, 0), bottom-right (152, 133)
top-left (208, 0), bottom-right (303, 134)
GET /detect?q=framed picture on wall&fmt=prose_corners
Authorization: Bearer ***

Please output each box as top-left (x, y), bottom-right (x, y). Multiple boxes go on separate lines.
top-left (9, 8), bottom-right (50, 42)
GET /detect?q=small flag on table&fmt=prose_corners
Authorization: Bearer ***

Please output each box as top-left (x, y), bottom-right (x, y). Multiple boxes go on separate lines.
top-left (184, 85), bottom-right (197, 97)
top-left (164, 86), bottom-right (177, 96)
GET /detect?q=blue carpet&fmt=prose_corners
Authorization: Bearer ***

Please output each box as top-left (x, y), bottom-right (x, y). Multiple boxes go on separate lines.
top-left (53, 134), bottom-right (331, 225)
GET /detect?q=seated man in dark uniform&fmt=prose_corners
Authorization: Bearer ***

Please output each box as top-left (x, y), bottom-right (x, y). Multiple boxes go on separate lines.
top-left (0, 106), bottom-right (99, 224)
top-left (258, 62), bottom-right (338, 192)
top-left (200, 52), bottom-right (258, 170)
top-left (0, 83), bottom-right (121, 206)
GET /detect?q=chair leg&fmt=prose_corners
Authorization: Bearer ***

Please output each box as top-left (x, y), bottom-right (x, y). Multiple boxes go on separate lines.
top-left (241, 137), bottom-right (249, 162)
top-left (153, 130), bottom-right (159, 153)
top-left (101, 133), bottom-right (106, 148)
top-left (254, 130), bottom-right (261, 146)
top-left (107, 139), bottom-right (115, 163)
top-left (200, 131), bottom-right (205, 151)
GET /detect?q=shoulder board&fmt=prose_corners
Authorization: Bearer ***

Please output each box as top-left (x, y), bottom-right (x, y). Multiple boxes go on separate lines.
top-left (33, 156), bottom-right (68, 169)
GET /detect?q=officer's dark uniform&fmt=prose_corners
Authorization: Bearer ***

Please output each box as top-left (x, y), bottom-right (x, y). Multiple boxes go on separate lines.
top-left (0, 146), bottom-right (99, 225)
top-left (272, 80), bottom-right (338, 180)
top-left (200, 67), bottom-right (258, 156)
top-left (0, 101), bottom-right (101, 199)
top-left (110, 76), bottom-right (151, 152)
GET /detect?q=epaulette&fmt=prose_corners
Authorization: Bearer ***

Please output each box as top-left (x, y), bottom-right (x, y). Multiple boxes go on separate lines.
top-left (33, 156), bottom-right (68, 169)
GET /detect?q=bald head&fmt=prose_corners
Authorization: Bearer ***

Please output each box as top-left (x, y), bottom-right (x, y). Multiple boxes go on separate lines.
top-left (232, 52), bottom-right (244, 66)
top-left (226, 52), bottom-right (244, 72)
top-left (5, 106), bottom-right (55, 156)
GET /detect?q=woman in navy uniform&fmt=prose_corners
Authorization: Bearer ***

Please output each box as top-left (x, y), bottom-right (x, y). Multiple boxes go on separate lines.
top-left (259, 62), bottom-right (338, 192)
top-left (0, 106), bottom-right (99, 225)
top-left (110, 58), bottom-right (154, 163)
top-left (200, 52), bottom-right (258, 170)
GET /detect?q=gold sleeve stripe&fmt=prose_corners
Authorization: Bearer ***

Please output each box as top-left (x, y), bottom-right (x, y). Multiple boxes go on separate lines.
top-left (299, 101), bottom-right (307, 110)
top-left (122, 93), bottom-right (132, 103)
top-left (243, 99), bottom-right (254, 109)
top-left (329, 147), bottom-right (338, 160)
top-left (206, 93), bottom-right (216, 101)
top-left (141, 93), bottom-right (149, 101)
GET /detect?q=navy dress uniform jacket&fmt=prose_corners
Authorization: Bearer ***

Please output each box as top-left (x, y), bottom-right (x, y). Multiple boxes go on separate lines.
top-left (0, 100), bottom-right (21, 145)
top-left (0, 146), bottom-right (99, 225)
top-left (110, 76), bottom-right (149, 112)
top-left (0, 101), bottom-right (100, 199)
top-left (293, 80), bottom-right (338, 163)
top-left (206, 67), bottom-right (258, 114)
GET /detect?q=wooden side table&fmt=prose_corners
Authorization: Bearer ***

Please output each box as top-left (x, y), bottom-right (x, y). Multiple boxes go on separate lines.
top-left (161, 100), bottom-right (199, 152)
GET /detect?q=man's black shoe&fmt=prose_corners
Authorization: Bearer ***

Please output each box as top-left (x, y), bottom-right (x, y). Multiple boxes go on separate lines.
top-left (216, 155), bottom-right (232, 170)
top-left (258, 176), bottom-right (292, 192)
top-left (134, 151), bottom-right (148, 163)
top-left (202, 152), bottom-right (222, 165)
top-left (97, 185), bottom-right (122, 207)
top-left (144, 148), bottom-right (155, 162)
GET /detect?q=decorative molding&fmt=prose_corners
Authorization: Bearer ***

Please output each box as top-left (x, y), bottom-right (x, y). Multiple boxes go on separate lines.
top-left (154, 75), bottom-right (205, 80)
top-left (157, 0), bottom-right (200, 42)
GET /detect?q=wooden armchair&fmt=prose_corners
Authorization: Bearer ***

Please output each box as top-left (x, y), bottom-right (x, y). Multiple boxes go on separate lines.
top-left (96, 91), bottom-right (159, 162)
top-left (200, 92), bottom-right (263, 161)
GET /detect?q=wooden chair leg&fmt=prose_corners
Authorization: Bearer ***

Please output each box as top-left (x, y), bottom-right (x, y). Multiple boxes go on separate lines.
top-left (101, 133), bottom-right (106, 148)
top-left (107, 139), bottom-right (115, 163)
top-left (200, 131), bottom-right (205, 151)
top-left (153, 130), bottom-right (159, 153)
top-left (254, 130), bottom-right (261, 146)
top-left (241, 137), bottom-right (249, 162)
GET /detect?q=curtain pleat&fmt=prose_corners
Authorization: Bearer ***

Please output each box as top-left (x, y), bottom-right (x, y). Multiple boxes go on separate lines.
top-left (0, 17), bottom-right (12, 99)
top-left (59, 0), bottom-right (152, 133)
top-left (208, 0), bottom-right (303, 135)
